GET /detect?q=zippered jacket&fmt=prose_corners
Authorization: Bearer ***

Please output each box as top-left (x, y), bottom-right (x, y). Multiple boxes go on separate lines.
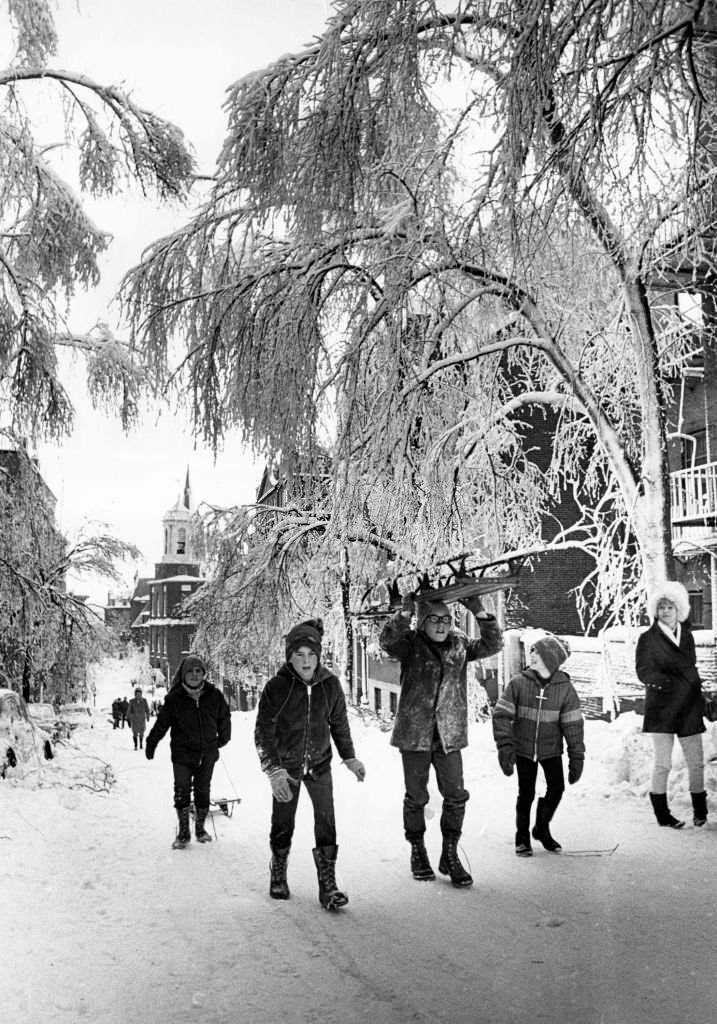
top-left (145, 683), bottom-right (231, 767)
top-left (492, 668), bottom-right (585, 762)
top-left (636, 620), bottom-right (705, 736)
top-left (379, 610), bottom-right (503, 752)
top-left (254, 664), bottom-right (356, 776)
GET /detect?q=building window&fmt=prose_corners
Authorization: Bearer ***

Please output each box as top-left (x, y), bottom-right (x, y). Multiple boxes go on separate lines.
top-left (390, 691), bottom-right (397, 715)
top-left (689, 591), bottom-right (704, 627)
top-left (182, 632), bottom-right (192, 652)
top-left (374, 687), bottom-right (382, 713)
top-left (177, 527), bottom-right (186, 555)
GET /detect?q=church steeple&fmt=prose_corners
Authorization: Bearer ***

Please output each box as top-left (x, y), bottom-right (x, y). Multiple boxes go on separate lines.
top-left (162, 467), bottom-right (195, 564)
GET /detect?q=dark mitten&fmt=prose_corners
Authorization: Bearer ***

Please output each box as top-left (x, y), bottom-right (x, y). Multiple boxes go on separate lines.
top-left (568, 758), bottom-right (583, 785)
top-left (145, 746), bottom-right (154, 761)
top-left (498, 747), bottom-right (516, 776)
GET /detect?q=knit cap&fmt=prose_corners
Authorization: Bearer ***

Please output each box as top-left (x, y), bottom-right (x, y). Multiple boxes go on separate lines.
top-left (531, 634), bottom-right (571, 676)
top-left (285, 619), bottom-right (323, 661)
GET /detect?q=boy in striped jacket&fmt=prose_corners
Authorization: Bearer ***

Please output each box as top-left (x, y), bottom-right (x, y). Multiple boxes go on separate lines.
top-left (492, 634), bottom-right (585, 856)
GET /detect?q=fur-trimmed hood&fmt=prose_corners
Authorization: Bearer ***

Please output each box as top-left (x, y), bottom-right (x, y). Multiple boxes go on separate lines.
top-left (646, 580), bottom-right (691, 623)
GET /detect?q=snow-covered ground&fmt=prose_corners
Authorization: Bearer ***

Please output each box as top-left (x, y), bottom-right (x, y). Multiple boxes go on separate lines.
top-left (4, 654), bottom-right (717, 1024)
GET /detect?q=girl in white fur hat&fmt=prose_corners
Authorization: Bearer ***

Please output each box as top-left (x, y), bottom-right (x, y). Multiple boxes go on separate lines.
top-left (635, 580), bottom-right (707, 829)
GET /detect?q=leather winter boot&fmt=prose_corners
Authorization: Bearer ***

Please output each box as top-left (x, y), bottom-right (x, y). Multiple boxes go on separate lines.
top-left (649, 792), bottom-right (685, 829)
top-left (691, 791), bottom-right (708, 827)
top-left (195, 807), bottom-right (213, 843)
top-left (409, 837), bottom-right (435, 880)
top-left (172, 806), bottom-right (191, 849)
top-left (269, 845), bottom-right (291, 899)
top-left (532, 797), bottom-right (562, 852)
top-left (312, 845), bottom-right (349, 910)
top-left (438, 836), bottom-right (473, 887)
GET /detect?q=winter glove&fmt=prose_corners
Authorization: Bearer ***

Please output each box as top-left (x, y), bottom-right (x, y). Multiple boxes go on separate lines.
top-left (498, 747), bottom-right (516, 776)
top-left (568, 758), bottom-right (583, 785)
top-left (269, 768), bottom-right (296, 803)
top-left (343, 757), bottom-right (366, 782)
top-left (400, 594), bottom-right (415, 620)
top-left (145, 746), bottom-right (154, 761)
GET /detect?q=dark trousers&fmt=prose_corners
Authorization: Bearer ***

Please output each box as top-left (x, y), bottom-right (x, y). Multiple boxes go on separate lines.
top-left (270, 769), bottom-right (337, 850)
top-left (401, 746), bottom-right (469, 841)
top-left (173, 759), bottom-right (216, 810)
top-left (515, 755), bottom-right (564, 830)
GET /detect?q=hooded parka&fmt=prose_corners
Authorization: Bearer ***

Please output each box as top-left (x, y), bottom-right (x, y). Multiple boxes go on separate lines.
top-left (379, 610), bottom-right (503, 752)
top-left (636, 620), bottom-right (705, 737)
top-left (255, 664), bottom-right (356, 776)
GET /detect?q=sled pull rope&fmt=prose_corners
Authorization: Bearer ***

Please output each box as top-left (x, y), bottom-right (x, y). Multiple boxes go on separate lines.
top-left (218, 750), bottom-right (241, 800)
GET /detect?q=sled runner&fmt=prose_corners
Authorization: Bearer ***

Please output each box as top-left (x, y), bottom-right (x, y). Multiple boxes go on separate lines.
top-left (560, 843), bottom-right (619, 857)
top-left (188, 797), bottom-right (242, 840)
top-left (355, 552), bottom-right (527, 618)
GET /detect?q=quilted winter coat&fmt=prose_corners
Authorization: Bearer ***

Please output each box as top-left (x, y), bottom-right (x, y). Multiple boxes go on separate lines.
top-left (254, 664), bottom-right (356, 776)
top-left (492, 668), bottom-right (585, 762)
top-left (379, 610), bottom-right (503, 752)
top-left (635, 620), bottom-right (705, 737)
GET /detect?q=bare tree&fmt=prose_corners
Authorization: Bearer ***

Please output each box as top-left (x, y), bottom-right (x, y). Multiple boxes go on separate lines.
top-left (122, 0), bottom-right (717, 625)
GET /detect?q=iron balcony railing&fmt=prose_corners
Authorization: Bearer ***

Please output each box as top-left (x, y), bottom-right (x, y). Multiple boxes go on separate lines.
top-left (671, 462), bottom-right (717, 525)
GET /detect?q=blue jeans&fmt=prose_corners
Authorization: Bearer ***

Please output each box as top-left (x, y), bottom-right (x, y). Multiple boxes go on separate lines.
top-left (173, 758), bottom-right (216, 810)
top-left (270, 768), bottom-right (337, 850)
top-left (400, 746), bottom-right (469, 841)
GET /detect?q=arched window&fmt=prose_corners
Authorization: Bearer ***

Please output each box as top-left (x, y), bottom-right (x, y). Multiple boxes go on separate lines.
top-left (177, 527), bottom-right (186, 555)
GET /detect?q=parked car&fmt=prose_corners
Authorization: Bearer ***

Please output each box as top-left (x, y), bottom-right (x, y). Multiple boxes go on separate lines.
top-left (26, 701), bottom-right (62, 741)
top-left (0, 688), bottom-right (54, 776)
top-left (57, 702), bottom-right (94, 734)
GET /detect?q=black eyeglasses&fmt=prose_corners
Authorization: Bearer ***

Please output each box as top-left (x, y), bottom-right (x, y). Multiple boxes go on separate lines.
top-left (426, 614), bottom-right (452, 624)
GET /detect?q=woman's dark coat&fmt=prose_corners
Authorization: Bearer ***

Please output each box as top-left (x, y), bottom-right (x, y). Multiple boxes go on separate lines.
top-left (379, 610), bottom-right (503, 752)
top-left (145, 683), bottom-right (231, 766)
top-left (254, 664), bottom-right (356, 776)
top-left (635, 620), bottom-right (705, 736)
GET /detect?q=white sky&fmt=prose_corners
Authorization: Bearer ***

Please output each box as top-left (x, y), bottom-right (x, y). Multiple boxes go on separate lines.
top-left (23, 0), bottom-right (331, 605)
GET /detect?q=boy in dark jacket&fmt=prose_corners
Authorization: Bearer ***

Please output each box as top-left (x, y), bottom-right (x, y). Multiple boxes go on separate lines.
top-left (145, 655), bottom-right (231, 849)
top-left (379, 591), bottom-right (502, 888)
top-left (492, 634), bottom-right (584, 856)
top-left (255, 619), bottom-right (365, 910)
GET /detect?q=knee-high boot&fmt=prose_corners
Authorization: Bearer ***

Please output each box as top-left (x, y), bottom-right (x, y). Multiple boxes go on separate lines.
top-left (172, 806), bottom-right (191, 849)
top-left (269, 845), bottom-right (291, 899)
top-left (312, 845), bottom-right (348, 910)
top-left (532, 797), bottom-right (562, 852)
top-left (195, 807), bottom-right (213, 843)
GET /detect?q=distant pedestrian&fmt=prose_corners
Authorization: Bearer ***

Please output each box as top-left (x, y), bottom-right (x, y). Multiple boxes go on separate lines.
top-left (255, 619), bottom-right (365, 909)
top-left (145, 656), bottom-right (232, 849)
top-left (636, 581), bottom-right (707, 829)
top-left (126, 687), bottom-right (151, 750)
top-left (111, 698), bottom-right (121, 730)
top-left (119, 696), bottom-right (129, 728)
top-left (492, 633), bottom-right (585, 856)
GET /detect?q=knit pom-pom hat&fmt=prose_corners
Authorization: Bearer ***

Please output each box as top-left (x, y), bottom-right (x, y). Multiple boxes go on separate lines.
top-left (285, 619), bottom-right (323, 661)
top-left (531, 634), bottom-right (571, 676)
top-left (647, 581), bottom-right (691, 623)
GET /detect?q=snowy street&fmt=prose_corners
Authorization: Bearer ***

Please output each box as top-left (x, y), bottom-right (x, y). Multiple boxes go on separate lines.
top-left (4, 657), bottom-right (717, 1024)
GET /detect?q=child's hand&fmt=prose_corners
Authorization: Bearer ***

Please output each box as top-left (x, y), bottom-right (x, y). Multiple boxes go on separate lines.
top-left (344, 757), bottom-right (366, 782)
top-left (268, 768), bottom-right (297, 802)
top-left (498, 748), bottom-right (516, 776)
top-left (400, 594), bottom-right (415, 619)
top-left (568, 758), bottom-right (583, 785)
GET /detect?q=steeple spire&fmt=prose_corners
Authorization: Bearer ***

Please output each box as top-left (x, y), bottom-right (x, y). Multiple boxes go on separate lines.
top-left (182, 466), bottom-right (192, 510)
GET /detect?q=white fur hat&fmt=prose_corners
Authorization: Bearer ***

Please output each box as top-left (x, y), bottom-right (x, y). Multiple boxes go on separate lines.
top-left (646, 581), bottom-right (691, 623)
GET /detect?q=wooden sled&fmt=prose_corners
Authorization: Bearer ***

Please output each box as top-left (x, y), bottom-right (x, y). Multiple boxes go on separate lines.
top-left (188, 797), bottom-right (242, 840)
